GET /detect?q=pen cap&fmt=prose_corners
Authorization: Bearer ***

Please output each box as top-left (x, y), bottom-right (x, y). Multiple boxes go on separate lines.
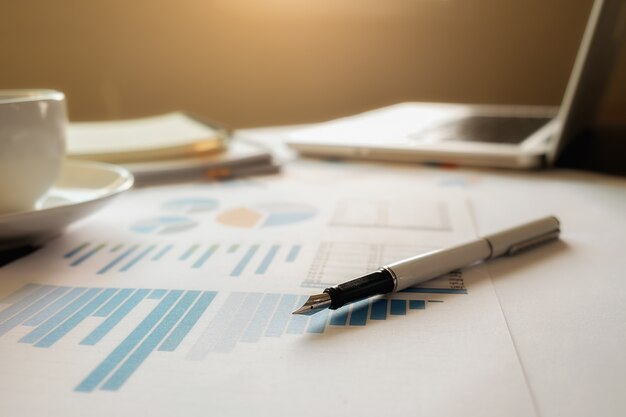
top-left (484, 216), bottom-right (560, 258)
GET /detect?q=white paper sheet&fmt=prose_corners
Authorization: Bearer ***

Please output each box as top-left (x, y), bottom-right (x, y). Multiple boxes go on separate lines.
top-left (0, 165), bottom-right (537, 417)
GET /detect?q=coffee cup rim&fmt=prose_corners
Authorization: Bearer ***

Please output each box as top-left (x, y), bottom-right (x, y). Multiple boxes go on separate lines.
top-left (0, 89), bottom-right (65, 105)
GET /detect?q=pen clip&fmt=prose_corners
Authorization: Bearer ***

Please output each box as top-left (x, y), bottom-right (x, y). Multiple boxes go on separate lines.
top-left (506, 229), bottom-right (560, 256)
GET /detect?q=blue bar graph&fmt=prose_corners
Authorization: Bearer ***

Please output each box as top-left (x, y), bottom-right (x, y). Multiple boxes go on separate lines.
top-left (1, 284), bottom-right (438, 393)
top-left (62, 242), bottom-right (297, 277)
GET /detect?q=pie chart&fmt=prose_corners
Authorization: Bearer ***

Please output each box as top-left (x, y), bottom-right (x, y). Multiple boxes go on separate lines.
top-left (217, 202), bottom-right (317, 228)
top-left (162, 198), bottom-right (219, 214)
top-left (130, 216), bottom-right (198, 234)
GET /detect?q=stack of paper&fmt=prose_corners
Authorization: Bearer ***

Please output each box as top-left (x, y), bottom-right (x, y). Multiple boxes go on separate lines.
top-left (67, 112), bottom-right (279, 183)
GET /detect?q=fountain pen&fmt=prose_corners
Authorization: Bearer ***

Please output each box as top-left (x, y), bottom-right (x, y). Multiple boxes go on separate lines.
top-left (293, 216), bottom-right (560, 315)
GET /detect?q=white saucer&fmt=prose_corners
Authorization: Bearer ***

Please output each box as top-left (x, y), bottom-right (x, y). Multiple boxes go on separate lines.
top-left (0, 159), bottom-right (134, 249)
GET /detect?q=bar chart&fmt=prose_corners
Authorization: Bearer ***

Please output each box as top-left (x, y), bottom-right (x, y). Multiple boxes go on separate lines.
top-left (0, 284), bottom-right (216, 393)
top-left (1, 284), bottom-right (440, 392)
top-left (188, 291), bottom-right (439, 359)
top-left (62, 241), bottom-right (303, 276)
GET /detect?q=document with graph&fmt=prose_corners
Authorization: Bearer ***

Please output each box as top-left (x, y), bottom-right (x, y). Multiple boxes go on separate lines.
top-left (0, 165), bottom-right (536, 417)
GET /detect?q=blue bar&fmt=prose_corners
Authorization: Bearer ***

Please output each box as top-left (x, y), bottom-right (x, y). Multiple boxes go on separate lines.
top-left (286, 295), bottom-right (311, 334)
top-left (64, 243), bottom-right (89, 258)
top-left (402, 287), bottom-right (468, 295)
top-left (71, 244), bottom-right (105, 266)
top-left (148, 289), bottom-right (167, 300)
top-left (81, 289), bottom-right (150, 346)
top-left (98, 246), bottom-right (138, 274)
top-left (349, 300), bottom-right (370, 326)
top-left (0, 285), bottom-right (53, 323)
top-left (428, 300), bottom-right (444, 303)
top-left (265, 294), bottom-right (298, 337)
top-left (75, 291), bottom-right (183, 392)
top-left (329, 307), bottom-right (349, 326)
top-left (20, 288), bottom-right (102, 344)
top-left (212, 293), bottom-right (263, 352)
top-left (0, 287), bottom-right (69, 336)
top-left (25, 288), bottom-right (87, 326)
top-left (240, 293), bottom-right (280, 343)
top-left (230, 245), bottom-right (260, 277)
top-left (307, 308), bottom-right (329, 333)
top-left (120, 245), bottom-right (156, 272)
top-left (255, 245), bottom-right (279, 274)
top-left (94, 289), bottom-right (134, 317)
top-left (192, 244), bottom-right (219, 269)
top-left (101, 291), bottom-right (197, 391)
top-left (370, 299), bottom-right (388, 320)
top-left (152, 244), bottom-right (173, 261)
top-left (35, 289), bottom-right (117, 348)
top-left (180, 244), bottom-right (200, 261)
top-left (228, 244), bottom-right (239, 253)
top-left (159, 291), bottom-right (217, 351)
top-left (409, 300), bottom-right (426, 310)
top-left (186, 293), bottom-right (245, 361)
top-left (286, 245), bottom-right (301, 262)
top-left (390, 300), bottom-right (407, 315)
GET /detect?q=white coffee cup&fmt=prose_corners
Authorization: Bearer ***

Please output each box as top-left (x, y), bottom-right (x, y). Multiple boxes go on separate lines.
top-left (0, 90), bottom-right (67, 213)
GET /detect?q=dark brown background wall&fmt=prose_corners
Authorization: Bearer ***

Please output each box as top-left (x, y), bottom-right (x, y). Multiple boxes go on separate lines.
top-left (1, 0), bottom-right (624, 127)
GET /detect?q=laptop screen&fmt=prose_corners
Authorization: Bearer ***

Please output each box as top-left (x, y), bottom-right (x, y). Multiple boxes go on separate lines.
top-left (547, 0), bottom-right (626, 165)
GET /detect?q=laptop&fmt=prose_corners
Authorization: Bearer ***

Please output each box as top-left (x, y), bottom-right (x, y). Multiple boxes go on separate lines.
top-left (287, 0), bottom-right (626, 169)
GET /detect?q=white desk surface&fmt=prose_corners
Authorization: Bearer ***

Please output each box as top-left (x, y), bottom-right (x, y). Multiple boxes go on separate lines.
top-left (240, 125), bottom-right (626, 417)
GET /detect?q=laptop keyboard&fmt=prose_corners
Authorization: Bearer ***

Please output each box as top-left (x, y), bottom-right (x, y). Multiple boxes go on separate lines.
top-left (409, 115), bottom-right (552, 144)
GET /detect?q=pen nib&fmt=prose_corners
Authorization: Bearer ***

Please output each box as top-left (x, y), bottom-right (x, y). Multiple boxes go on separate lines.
top-left (292, 293), bottom-right (332, 315)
